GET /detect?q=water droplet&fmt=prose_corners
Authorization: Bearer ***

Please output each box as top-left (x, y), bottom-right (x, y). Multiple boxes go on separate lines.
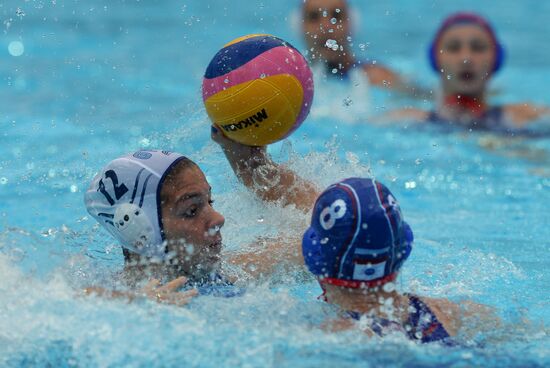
top-left (259, 73), bottom-right (266, 79)
top-left (342, 97), bottom-right (353, 106)
top-left (331, 68), bottom-right (337, 74)
top-left (257, 216), bottom-right (264, 223)
top-left (223, 78), bottom-right (229, 84)
top-left (16, 8), bottom-right (25, 18)
top-left (446, 75), bottom-right (452, 80)
top-left (415, 158), bottom-right (422, 165)
top-left (362, 223), bottom-right (368, 229)
top-left (70, 185), bottom-right (78, 193)
top-left (335, 8), bottom-right (341, 13)
top-left (322, 10), bottom-right (328, 17)
top-left (330, 17), bottom-right (337, 24)
top-left (8, 41), bottom-right (24, 57)
top-left (0, 177), bottom-right (8, 185)
top-left (320, 237), bottom-right (329, 245)
top-left (405, 181), bottom-right (417, 189)
top-left (324, 39), bottom-right (339, 51)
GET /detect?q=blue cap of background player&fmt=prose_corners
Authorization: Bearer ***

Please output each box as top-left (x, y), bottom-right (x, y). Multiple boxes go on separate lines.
top-left (302, 178), bottom-right (413, 288)
top-left (85, 150), bottom-right (187, 260)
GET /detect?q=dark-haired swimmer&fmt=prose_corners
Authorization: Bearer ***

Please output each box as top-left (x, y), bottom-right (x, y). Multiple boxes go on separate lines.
top-left (212, 130), bottom-right (498, 345)
top-left (300, 0), bottom-right (422, 95)
top-left (382, 12), bottom-right (550, 130)
top-left (84, 150), bottom-right (315, 304)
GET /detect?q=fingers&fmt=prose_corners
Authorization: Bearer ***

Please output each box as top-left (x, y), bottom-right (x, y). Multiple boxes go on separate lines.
top-left (141, 279), bottom-right (160, 293)
top-left (158, 276), bottom-right (188, 292)
top-left (155, 288), bottom-right (199, 306)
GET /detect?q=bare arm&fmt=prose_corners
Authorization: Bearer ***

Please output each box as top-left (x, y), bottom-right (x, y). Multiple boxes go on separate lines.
top-left (212, 126), bottom-right (320, 212)
top-left (372, 108), bottom-right (429, 124)
top-left (225, 236), bottom-right (304, 278)
top-left (504, 103), bottom-right (550, 126)
top-left (364, 65), bottom-right (432, 99)
top-left (84, 277), bottom-right (198, 306)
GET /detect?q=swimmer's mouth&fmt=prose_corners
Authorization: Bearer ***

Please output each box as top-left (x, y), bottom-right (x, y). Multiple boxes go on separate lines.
top-left (208, 239), bottom-right (223, 255)
top-left (459, 71), bottom-right (475, 81)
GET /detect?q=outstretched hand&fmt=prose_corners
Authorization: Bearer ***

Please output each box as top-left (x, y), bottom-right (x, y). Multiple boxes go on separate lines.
top-left (85, 276), bottom-right (198, 307)
top-left (139, 276), bottom-right (198, 306)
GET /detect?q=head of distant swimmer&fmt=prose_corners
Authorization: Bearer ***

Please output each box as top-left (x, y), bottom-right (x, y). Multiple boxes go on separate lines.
top-left (301, 0), bottom-right (352, 63)
top-left (159, 159), bottom-right (225, 276)
top-left (433, 15), bottom-right (501, 96)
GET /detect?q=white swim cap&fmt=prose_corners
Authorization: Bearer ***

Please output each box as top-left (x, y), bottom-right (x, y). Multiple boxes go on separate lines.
top-left (85, 150), bottom-right (187, 259)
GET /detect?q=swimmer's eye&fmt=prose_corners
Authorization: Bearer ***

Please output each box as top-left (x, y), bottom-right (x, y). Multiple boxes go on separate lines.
top-left (444, 40), bottom-right (461, 53)
top-left (470, 40), bottom-right (489, 53)
top-left (305, 11), bottom-right (320, 22)
top-left (182, 206), bottom-right (199, 218)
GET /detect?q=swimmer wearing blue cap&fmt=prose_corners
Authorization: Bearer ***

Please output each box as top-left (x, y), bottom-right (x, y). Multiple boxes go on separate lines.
top-left (213, 131), bottom-right (498, 344)
top-left (381, 12), bottom-right (550, 130)
top-left (84, 150), bottom-right (313, 303)
top-left (302, 178), bottom-right (459, 344)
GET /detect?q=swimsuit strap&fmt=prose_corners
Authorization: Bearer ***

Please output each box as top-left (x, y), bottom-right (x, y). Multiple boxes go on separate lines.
top-left (406, 294), bottom-right (454, 344)
top-left (345, 311), bottom-right (405, 337)
top-left (187, 273), bottom-right (245, 298)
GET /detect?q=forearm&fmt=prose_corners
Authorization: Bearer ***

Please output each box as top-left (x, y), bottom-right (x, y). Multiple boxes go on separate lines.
top-left (220, 144), bottom-right (319, 212)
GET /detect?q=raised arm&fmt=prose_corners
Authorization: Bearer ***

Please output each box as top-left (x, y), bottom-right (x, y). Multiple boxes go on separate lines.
top-left (212, 126), bottom-right (320, 212)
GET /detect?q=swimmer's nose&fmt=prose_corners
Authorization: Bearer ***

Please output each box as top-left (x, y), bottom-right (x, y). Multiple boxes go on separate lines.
top-left (207, 208), bottom-right (225, 235)
top-left (459, 48), bottom-right (473, 64)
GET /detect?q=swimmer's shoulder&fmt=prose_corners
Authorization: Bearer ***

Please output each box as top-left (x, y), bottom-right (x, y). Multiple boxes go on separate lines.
top-left (421, 297), bottom-right (461, 336)
top-left (422, 297), bottom-right (500, 338)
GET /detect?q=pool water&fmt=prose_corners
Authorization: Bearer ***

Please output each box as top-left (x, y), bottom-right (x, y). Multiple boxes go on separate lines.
top-left (1, 0), bottom-right (549, 366)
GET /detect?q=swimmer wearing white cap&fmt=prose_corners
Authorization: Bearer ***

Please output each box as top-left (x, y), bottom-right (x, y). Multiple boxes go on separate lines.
top-left (85, 149), bottom-right (312, 304)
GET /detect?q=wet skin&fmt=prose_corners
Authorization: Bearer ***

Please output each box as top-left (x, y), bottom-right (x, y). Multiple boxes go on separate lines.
top-left (302, 0), bottom-right (352, 64)
top-left (160, 165), bottom-right (225, 278)
top-left (436, 24), bottom-right (496, 96)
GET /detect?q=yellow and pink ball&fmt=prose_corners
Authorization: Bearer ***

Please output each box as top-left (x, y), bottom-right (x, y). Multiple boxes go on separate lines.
top-left (202, 34), bottom-right (314, 146)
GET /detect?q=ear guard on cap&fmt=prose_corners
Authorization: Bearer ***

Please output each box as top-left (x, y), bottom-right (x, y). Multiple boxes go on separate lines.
top-left (302, 227), bottom-right (328, 277)
top-left (399, 221), bottom-right (413, 265)
top-left (113, 203), bottom-right (157, 255)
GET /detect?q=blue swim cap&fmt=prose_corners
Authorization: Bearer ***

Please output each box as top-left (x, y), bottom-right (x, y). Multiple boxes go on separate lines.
top-left (302, 178), bottom-right (413, 288)
top-left (85, 150), bottom-right (187, 259)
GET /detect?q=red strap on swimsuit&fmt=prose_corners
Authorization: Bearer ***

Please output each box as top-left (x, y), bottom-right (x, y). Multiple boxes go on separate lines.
top-left (444, 95), bottom-right (487, 117)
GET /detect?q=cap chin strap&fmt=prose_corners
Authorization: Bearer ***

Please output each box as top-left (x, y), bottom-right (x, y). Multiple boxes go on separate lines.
top-left (320, 272), bottom-right (398, 290)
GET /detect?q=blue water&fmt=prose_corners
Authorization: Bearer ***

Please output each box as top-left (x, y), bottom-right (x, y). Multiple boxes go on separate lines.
top-left (1, 0), bottom-right (549, 366)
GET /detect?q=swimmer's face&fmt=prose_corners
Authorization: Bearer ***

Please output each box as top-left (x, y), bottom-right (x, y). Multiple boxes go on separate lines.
top-left (160, 165), bottom-right (225, 277)
top-left (436, 24), bottom-right (496, 95)
top-left (302, 0), bottom-right (350, 62)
